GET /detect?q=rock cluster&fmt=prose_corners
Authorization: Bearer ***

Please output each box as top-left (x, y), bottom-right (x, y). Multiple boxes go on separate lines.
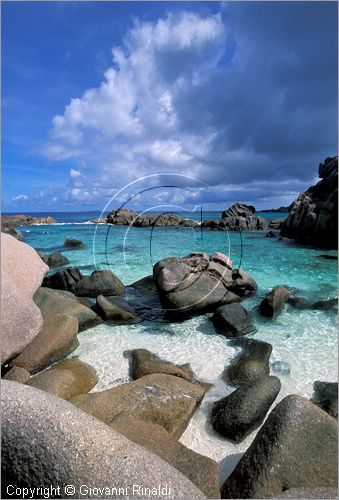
top-left (1, 214), bottom-right (56, 241)
top-left (281, 156), bottom-right (338, 248)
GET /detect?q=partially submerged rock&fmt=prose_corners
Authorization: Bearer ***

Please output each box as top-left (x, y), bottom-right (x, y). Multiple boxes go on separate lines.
top-left (28, 359), bottom-right (98, 400)
top-left (212, 303), bottom-right (255, 338)
top-left (259, 285), bottom-right (291, 318)
top-left (2, 381), bottom-right (205, 499)
top-left (74, 269), bottom-right (125, 297)
top-left (71, 373), bottom-right (207, 439)
top-left (96, 295), bottom-right (138, 322)
top-left (10, 314), bottom-right (79, 374)
top-left (42, 267), bottom-right (84, 293)
top-left (110, 414), bottom-right (220, 498)
top-left (1, 233), bottom-right (48, 363)
top-left (126, 349), bottom-right (196, 383)
top-left (211, 376), bottom-right (281, 442)
top-left (221, 395), bottom-right (338, 498)
top-left (47, 251), bottom-right (70, 268)
top-left (224, 338), bottom-right (272, 386)
top-left (63, 238), bottom-right (85, 248)
top-left (311, 381), bottom-right (338, 419)
top-left (153, 252), bottom-right (255, 318)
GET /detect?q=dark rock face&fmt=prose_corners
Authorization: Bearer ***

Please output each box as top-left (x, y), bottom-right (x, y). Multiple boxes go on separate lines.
top-left (96, 295), bottom-right (138, 323)
top-left (201, 204), bottom-right (269, 232)
top-left (153, 252), bottom-right (256, 317)
top-left (2, 227), bottom-right (24, 241)
top-left (311, 381), bottom-right (338, 419)
top-left (281, 157), bottom-right (338, 248)
top-left (230, 268), bottom-right (257, 297)
top-left (287, 296), bottom-right (338, 312)
top-left (221, 395), bottom-right (338, 499)
top-left (212, 303), bottom-right (255, 338)
top-left (222, 203), bottom-right (256, 218)
top-left (259, 285), bottom-right (291, 318)
top-left (42, 267), bottom-right (84, 293)
top-left (74, 270), bottom-right (124, 297)
top-left (107, 208), bottom-right (139, 225)
top-left (211, 376), bottom-right (281, 442)
top-left (266, 230), bottom-right (276, 238)
top-left (224, 338), bottom-right (272, 386)
top-left (126, 348), bottom-right (196, 383)
top-left (110, 414), bottom-right (220, 499)
top-left (63, 238), bottom-right (85, 248)
top-left (46, 251), bottom-right (70, 268)
top-left (269, 217), bottom-right (286, 230)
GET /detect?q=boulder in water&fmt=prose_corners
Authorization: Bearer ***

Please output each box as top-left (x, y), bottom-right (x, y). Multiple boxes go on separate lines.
top-left (74, 269), bottom-right (125, 297)
top-left (63, 238), bottom-right (85, 248)
top-left (42, 267), bottom-right (84, 293)
top-left (259, 285), bottom-right (291, 317)
top-left (212, 303), bottom-right (255, 337)
top-left (311, 381), bottom-right (338, 419)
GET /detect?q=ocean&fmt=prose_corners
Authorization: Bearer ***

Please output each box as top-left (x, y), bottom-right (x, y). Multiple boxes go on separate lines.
top-left (12, 210), bottom-right (338, 476)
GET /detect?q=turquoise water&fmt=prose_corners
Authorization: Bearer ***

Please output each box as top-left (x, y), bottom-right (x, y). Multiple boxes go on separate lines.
top-left (18, 213), bottom-right (337, 467)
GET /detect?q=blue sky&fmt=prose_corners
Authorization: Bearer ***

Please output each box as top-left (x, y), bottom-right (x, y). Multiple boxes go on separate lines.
top-left (2, 1), bottom-right (338, 213)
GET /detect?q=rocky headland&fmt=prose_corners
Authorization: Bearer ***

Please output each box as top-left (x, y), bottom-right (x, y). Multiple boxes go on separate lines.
top-left (280, 156), bottom-right (338, 248)
top-left (1, 230), bottom-right (338, 499)
top-left (1, 214), bottom-right (56, 241)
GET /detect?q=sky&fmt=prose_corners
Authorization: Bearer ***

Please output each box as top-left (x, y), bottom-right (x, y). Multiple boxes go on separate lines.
top-left (2, 1), bottom-right (338, 213)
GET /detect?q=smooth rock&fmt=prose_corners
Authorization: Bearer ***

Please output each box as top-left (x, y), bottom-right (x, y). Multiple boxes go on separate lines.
top-left (126, 349), bottom-right (195, 383)
top-left (110, 414), bottom-right (220, 498)
top-left (2, 381), bottom-right (205, 499)
top-left (211, 376), bottom-right (281, 442)
top-left (71, 373), bottom-right (207, 439)
top-left (96, 295), bottom-right (138, 322)
top-left (1, 233), bottom-right (48, 363)
top-left (3, 366), bottom-right (30, 383)
top-left (33, 287), bottom-right (101, 332)
top-left (311, 381), bottom-right (338, 419)
top-left (63, 238), bottom-right (85, 248)
top-left (74, 269), bottom-right (124, 297)
top-left (10, 314), bottom-right (79, 374)
top-left (224, 338), bottom-right (272, 386)
top-left (259, 285), bottom-right (291, 317)
top-left (28, 359), bottom-right (98, 400)
top-left (212, 303), bottom-right (255, 337)
top-left (221, 395), bottom-right (338, 499)
top-left (42, 267), bottom-right (84, 293)
top-left (47, 251), bottom-right (70, 267)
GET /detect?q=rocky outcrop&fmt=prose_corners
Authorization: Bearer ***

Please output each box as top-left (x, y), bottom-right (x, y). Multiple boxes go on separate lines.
top-left (202, 204), bottom-right (269, 231)
top-left (10, 314), bottom-right (79, 374)
top-left (287, 296), bottom-right (338, 312)
top-left (46, 251), bottom-right (70, 267)
top-left (1, 233), bottom-right (48, 364)
top-left (211, 376), bottom-right (281, 442)
top-left (71, 373), bottom-right (207, 439)
top-left (107, 208), bottom-right (139, 225)
top-left (1, 214), bottom-right (56, 237)
top-left (33, 287), bottom-right (101, 332)
top-left (126, 349), bottom-right (196, 383)
top-left (259, 285), bottom-right (291, 318)
top-left (74, 270), bottom-right (125, 297)
top-left (212, 303), bottom-right (255, 337)
top-left (110, 414), bottom-right (220, 498)
top-left (96, 295), bottom-right (138, 322)
top-left (280, 157), bottom-right (338, 248)
top-left (153, 252), bottom-right (256, 318)
top-left (27, 359), bottom-right (98, 400)
top-left (221, 395), bottom-right (338, 498)
top-left (2, 381), bottom-right (205, 499)
top-left (224, 338), bottom-right (272, 386)
top-left (311, 381), bottom-right (338, 419)
top-left (63, 238), bottom-right (85, 248)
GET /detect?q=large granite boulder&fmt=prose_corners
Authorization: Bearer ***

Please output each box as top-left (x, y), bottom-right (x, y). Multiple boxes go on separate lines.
top-left (110, 414), bottom-right (220, 498)
top-left (126, 348), bottom-right (196, 383)
top-left (1, 381), bottom-right (205, 499)
top-left (42, 267), bottom-right (84, 293)
top-left (259, 285), bottom-right (291, 318)
top-left (1, 233), bottom-right (48, 363)
top-left (221, 204), bottom-right (270, 231)
top-left (221, 395), bottom-right (338, 498)
top-left (33, 287), bottom-right (101, 332)
top-left (153, 252), bottom-right (256, 317)
top-left (46, 251), bottom-right (70, 268)
top-left (311, 381), bottom-right (338, 419)
top-left (10, 314), bottom-right (79, 374)
top-left (134, 213), bottom-right (183, 227)
top-left (96, 295), bottom-right (138, 322)
top-left (28, 359), bottom-right (98, 400)
top-left (281, 157), bottom-right (338, 248)
top-left (224, 338), bottom-right (272, 386)
top-left (74, 270), bottom-right (125, 297)
top-left (211, 376), bottom-right (281, 442)
top-left (212, 303), bottom-right (255, 337)
top-left (63, 238), bottom-right (85, 248)
top-left (71, 373), bottom-right (207, 439)
top-left (3, 366), bottom-right (30, 383)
